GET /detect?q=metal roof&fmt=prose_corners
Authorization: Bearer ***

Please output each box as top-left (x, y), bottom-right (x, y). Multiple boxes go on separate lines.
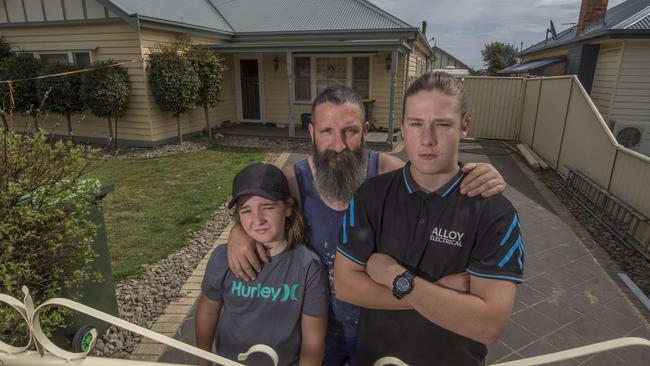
top-left (209, 0), bottom-right (413, 33)
top-left (109, 0), bottom-right (233, 34)
top-left (498, 57), bottom-right (566, 74)
top-left (105, 0), bottom-right (415, 36)
top-left (521, 0), bottom-right (650, 55)
top-left (628, 13), bottom-right (650, 29)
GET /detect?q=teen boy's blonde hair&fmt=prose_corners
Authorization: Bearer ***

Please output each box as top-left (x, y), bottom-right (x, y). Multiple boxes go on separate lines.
top-left (402, 71), bottom-right (470, 121)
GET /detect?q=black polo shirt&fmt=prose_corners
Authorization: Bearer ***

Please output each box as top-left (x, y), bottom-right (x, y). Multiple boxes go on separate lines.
top-left (337, 162), bottom-right (524, 366)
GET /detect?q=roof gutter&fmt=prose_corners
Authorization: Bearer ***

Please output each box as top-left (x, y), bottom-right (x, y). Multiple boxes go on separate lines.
top-left (208, 40), bottom-right (411, 53)
top-left (137, 17), bottom-right (233, 40)
top-left (232, 28), bottom-right (420, 42)
top-left (520, 28), bottom-right (650, 56)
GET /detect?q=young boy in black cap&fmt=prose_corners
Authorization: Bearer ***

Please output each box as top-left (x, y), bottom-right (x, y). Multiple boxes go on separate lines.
top-left (196, 163), bottom-right (329, 366)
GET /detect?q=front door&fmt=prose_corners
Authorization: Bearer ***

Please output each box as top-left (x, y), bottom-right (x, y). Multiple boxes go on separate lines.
top-left (240, 59), bottom-right (261, 120)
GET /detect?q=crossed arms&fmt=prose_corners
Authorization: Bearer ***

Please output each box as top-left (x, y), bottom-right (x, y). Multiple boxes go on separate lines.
top-left (333, 252), bottom-right (516, 345)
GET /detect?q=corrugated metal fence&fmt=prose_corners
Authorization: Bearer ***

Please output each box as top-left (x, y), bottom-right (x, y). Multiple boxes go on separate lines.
top-left (461, 74), bottom-right (649, 255)
top-left (518, 75), bottom-right (650, 255)
top-left (463, 77), bottom-right (524, 140)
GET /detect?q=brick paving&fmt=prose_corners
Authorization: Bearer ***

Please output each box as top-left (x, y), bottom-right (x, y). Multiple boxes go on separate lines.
top-left (151, 140), bottom-right (649, 365)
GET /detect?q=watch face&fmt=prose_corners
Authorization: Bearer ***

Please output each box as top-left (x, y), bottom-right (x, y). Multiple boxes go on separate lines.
top-left (396, 277), bottom-right (411, 292)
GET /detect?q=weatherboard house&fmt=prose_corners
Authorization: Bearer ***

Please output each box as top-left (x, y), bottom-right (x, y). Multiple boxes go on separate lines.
top-left (1, 0), bottom-right (468, 147)
top-left (500, 0), bottom-right (650, 156)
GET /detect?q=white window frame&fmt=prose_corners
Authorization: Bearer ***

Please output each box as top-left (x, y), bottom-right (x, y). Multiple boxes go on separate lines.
top-left (33, 51), bottom-right (92, 67)
top-left (293, 54), bottom-right (373, 103)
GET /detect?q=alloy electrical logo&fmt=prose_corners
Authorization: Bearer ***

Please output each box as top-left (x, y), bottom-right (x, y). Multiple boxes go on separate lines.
top-left (429, 227), bottom-right (465, 247)
top-left (230, 280), bottom-right (299, 302)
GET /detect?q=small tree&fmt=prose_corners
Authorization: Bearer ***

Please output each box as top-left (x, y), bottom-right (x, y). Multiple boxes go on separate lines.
top-left (80, 60), bottom-right (131, 149)
top-left (36, 63), bottom-right (84, 141)
top-left (0, 54), bottom-right (45, 129)
top-left (186, 46), bottom-right (225, 141)
top-left (148, 43), bottom-right (200, 144)
top-left (0, 130), bottom-right (100, 345)
top-left (0, 35), bottom-right (11, 59)
top-left (481, 41), bottom-right (518, 76)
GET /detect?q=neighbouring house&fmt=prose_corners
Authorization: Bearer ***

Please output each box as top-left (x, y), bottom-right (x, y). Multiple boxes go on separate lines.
top-left (499, 0), bottom-right (650, 155)
top-left (0, 0), bottom-right (436, 146)
top-left (430, 45), bottom-right (474, 76)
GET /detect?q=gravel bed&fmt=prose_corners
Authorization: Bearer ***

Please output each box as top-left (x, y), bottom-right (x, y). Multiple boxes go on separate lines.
top-left (216, 135), bottom-right (311, 151)
top-left (93, 147), bottom-right (280, 358)
top-left (536, 169), bottom-right (650, 296)
top-left (98, 135), bottom-right (213, 160)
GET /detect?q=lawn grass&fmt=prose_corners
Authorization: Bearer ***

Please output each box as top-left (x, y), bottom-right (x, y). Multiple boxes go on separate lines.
top-left (87, 145), bottom-right (267, 280)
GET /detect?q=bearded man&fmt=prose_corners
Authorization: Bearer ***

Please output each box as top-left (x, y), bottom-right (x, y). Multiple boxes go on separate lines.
top-left (226, 85), bottom-right (506, 366)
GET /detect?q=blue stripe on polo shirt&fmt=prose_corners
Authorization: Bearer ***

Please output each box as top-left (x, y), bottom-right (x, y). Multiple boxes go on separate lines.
top-left (337, 247), bottom-right (366, 266)
top-left (499, 213), bottom-right (519, 246)
top-left (442, 172), bottom-right (465, 198)
top-left (499, 234), bottom-right (524, 270)
top-left (466, 269), bottom-right (523, 283)
top-left (402, 168), bottom-right (414, 193)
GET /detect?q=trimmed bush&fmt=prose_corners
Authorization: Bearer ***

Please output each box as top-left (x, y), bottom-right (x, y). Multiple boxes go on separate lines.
top-left (0, 54), bottom-right (45, 130)
top-left (80, 60), bottom-right (131, 149)
top-left (36, 63), bottom-right (84, 141)
top-left (148, 43), bottom-right (200, 144)
top-left (0, 130), bottom-right (100, 345)
top-left (0, 35), bottom-right (11, 59)
top-left (186, 46), bottom-right (225, 141)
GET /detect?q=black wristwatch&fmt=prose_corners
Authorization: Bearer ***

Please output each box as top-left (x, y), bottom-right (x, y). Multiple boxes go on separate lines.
top-left (392, 270), bottom-right (415, 299)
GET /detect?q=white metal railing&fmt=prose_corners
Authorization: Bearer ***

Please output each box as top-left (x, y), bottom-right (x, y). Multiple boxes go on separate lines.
top-left (1, 288), bottom-right (648, 366)
top-left (0, 287), bottom-right (278, 366)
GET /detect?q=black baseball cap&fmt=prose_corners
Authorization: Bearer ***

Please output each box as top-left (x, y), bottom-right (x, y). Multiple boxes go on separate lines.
top-left (228, 163), bottom-right (291, 209)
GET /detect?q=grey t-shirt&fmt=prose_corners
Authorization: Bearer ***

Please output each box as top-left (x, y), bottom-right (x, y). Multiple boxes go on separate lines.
top-left (202, 244), bottom-right (329, 366)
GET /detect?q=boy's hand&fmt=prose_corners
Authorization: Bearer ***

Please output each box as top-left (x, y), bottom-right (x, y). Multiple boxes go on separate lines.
top-left (226, 224), bottom-right (269, 281)
top-left (460, 163), bottom-right (506, 198)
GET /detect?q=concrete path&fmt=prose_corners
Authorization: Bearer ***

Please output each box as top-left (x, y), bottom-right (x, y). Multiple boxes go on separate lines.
top-left (155, 140), bottom-right (649, 365)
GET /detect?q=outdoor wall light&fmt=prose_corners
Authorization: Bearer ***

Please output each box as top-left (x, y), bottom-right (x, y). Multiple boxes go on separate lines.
top-left (273, 56), bottom-right (280, 71)
top-left (385, 54), bottom-right (392, 71)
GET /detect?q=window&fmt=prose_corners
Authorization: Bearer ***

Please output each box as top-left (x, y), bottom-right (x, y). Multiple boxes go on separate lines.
top-left (316, 57), bottom-right (347, 95)
top-left (294, 55), bottom-right (371, 101)
top-left (34, 51), bottom-right (92, 67)
top-left (295, 57), bottom-right (311, 101)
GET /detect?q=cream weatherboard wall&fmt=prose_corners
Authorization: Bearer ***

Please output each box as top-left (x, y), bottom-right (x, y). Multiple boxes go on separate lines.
top-left (370, 51), bottom-right (406, 129)
top-left (590, 42), bottom-right (623, 121)
top-left (263, 53), bottom-right (290, 125)
top-left (1, 21), bottom-right (152, 142)
top-left (138, 28), bottom-right (236, 143)
top-left (608, 39), bottom-right (650, 125)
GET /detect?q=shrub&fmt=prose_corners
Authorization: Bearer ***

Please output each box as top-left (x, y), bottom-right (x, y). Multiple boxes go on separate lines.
top-left (147, 42), bottom-right (200, 144)
top-left (186, 47), bottom-right (225, 141)
top-left (0, 35), bottom-right (11, 59)
top-left (0, 54), bottom-right (45, 130)
top-left (36, 63), bottom-right (84, 141)
top-left (0, 130), bottom-right (100, 345)
top-left (80, 60), bottom-right (131, 149)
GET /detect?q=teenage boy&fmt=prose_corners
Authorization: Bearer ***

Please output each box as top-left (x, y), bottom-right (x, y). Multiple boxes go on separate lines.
top-left (333, 72), bottom-right (524, 365)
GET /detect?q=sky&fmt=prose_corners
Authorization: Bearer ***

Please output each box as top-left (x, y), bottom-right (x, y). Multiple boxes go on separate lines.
top-left (369, 0), bottom-right (626, 70)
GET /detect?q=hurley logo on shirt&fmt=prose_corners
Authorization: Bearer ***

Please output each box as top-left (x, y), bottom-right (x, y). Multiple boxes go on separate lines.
top-left (429, 227), bottom-right (465, 247)
top-left (230, 280), bottom-right (299, 302)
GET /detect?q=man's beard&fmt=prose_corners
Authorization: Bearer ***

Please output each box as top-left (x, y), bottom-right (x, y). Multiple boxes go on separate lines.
top-left (312, 142), bottom-right (368, 203)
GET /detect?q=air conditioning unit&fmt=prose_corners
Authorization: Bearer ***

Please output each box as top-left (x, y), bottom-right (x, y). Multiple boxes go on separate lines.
top-left (610, 121), bottom-right (650, 156)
